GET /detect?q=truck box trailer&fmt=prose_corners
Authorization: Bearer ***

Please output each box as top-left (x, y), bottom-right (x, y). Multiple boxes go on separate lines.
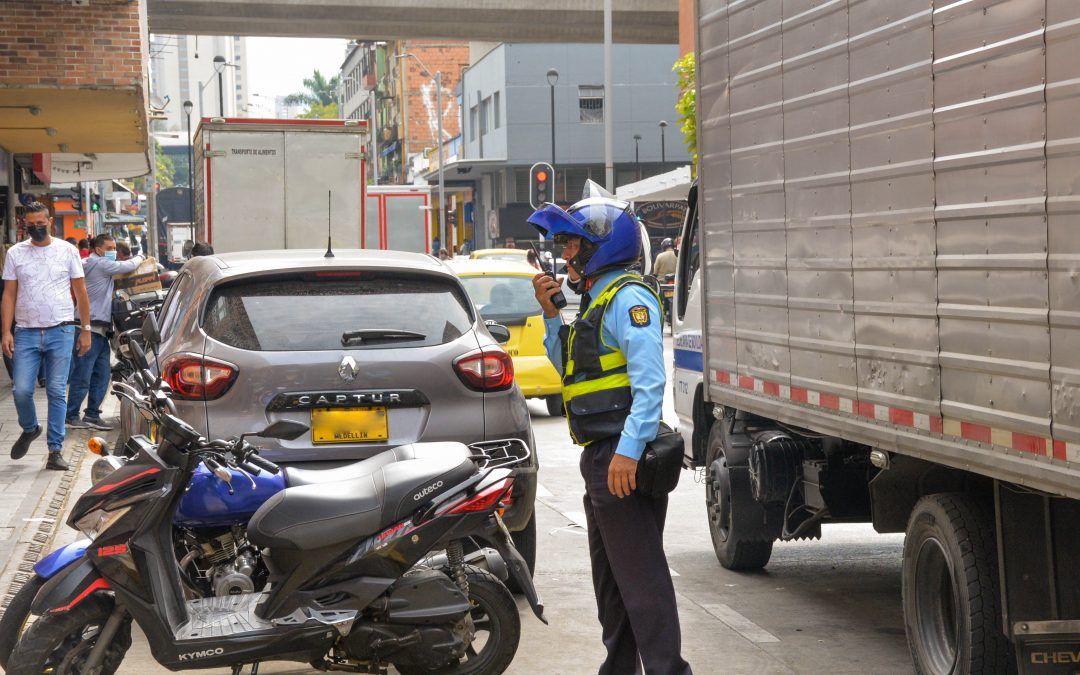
top-left (193, 118), bottom-right (368, 254)
top-left (674, 1), bottom-right (1080, 672)
top-left (365, 184), bottom-right (432, 253)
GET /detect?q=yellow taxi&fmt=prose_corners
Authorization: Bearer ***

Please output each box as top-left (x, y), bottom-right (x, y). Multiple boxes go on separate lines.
top-left (450, 259), bottom-right (564, 416)
top-left (469, 248), bottom-right (529, 263)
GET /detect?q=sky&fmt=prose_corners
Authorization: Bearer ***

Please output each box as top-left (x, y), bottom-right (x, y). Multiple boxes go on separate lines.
top-left (245, 37), bottom-right (350, 101)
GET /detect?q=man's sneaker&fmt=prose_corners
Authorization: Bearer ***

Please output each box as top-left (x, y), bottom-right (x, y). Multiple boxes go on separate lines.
top-left (11, 426), bottom-right (41, 460)
top-left (66, 418), bottom-right (90, 429)
top-left (83, 417), bottom-right (114, 431)
top-left (45, 452), bottom-right (69, 471)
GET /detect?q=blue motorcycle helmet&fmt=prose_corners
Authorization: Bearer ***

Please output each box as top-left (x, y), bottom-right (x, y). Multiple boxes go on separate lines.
top-left (527, 180), bottom-right (641, 277)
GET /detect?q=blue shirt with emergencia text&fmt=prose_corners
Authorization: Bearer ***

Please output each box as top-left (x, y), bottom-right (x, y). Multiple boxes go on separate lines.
top-left (543, 269), bottom-right (665, 461)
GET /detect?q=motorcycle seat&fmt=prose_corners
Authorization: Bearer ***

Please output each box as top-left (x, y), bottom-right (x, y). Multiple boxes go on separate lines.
top-left (283, 442), bottom-right (473, 488)
top-left (248, 454), bottom-right (477, 551)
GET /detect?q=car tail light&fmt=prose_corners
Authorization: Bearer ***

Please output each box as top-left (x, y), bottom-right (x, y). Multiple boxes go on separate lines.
top-left (454, 348), bottom-right (515, 391)
top-left (162, 354), bottom-right (238, 400)
top-left (445, 477), bottom-right (514, 515)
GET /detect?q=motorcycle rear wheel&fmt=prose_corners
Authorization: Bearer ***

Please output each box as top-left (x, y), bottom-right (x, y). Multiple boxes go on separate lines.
top-left (6, 596), bottom-right (131, 675)
top-left (395, 567), bottom-right (520, 675)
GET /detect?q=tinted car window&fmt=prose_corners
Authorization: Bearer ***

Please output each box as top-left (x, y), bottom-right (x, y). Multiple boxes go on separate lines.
top-left (459, 275), bottom-right (541, 322)
top-left (158, 273), bottom-right (192, 339)
top-left (203, 273), bottom-right (473, 351)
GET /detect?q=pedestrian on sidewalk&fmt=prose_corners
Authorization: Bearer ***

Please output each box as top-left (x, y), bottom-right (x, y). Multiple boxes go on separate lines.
top-left (66, 233), bottom-right (148, 431)
top-left (2, 203), bottom-right (92, 470)
top-left (77, 238), bottom-right (90, 259)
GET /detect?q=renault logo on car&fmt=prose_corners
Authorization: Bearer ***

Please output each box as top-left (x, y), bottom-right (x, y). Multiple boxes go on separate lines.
top-left (338, 355), bottom-right (359, 382)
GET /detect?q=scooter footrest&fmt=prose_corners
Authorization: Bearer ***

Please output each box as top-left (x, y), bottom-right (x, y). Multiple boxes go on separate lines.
top-left (175, 592), bottom-right (272, 640)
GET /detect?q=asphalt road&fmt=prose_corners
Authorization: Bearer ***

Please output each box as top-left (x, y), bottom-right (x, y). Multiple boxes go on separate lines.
top-left (109, 340), bottom-right (916, 674)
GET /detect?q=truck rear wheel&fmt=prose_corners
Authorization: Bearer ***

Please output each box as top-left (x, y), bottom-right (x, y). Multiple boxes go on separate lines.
top-left (704, 415), bottom-right (773, 570)
top-left (902, 493), bottom-right (1012, 675)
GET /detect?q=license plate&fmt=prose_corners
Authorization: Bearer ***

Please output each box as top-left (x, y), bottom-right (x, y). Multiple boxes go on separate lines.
top-left (310, 407), bottom-right (388, 444)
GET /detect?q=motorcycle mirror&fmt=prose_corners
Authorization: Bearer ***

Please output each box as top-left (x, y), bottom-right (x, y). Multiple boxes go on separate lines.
top-left (484, 320), bottom-right (512, 345)
top-left (141, 313), bottom-right (161, 348)
top-left (253, 420), bottom-right (310, 441)
top-left (129, 340), bottom-right (150, 371)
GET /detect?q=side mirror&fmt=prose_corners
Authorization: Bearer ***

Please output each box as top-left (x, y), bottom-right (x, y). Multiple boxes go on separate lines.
top-left (485, 321), bottom-right (511, 345)
top-left (129, 340), bottom-right (150, 371)
top-left (254, 420), bottom-right (309, 441)
top-left (141, 313), bottom-right (161, 348)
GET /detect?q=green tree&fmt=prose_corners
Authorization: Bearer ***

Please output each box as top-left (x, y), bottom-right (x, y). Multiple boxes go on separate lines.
top-left (673, 53), bottom-right (697, 174)
top-left (285, 69), bottom-right (341, 112)
top-left (299, 100), bottom-right (340, 119)
top-left (139, 139), bottom-right (174, 192)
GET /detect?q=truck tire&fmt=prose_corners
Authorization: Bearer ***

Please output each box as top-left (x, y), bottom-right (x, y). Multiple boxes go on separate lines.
top-left (903, 493), bottom-right (1012, 675)
top-left (704, 415), bottom-right (773, 570)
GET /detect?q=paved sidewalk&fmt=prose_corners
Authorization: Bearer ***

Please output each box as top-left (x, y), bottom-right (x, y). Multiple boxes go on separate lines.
top-left (0, 374), bottom-right (116, 620)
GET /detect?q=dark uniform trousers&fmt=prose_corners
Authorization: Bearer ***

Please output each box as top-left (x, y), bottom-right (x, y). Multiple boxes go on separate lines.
top-left (580, 436), bottom-right (693, 675)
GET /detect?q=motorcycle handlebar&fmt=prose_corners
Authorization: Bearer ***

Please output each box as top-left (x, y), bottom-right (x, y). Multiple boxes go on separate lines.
top-left (244, 452), bottom-right (280, 475)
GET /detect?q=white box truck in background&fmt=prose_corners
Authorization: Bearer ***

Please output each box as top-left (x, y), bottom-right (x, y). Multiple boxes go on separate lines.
top-left (193, 118), bottom-right (368, 254)
top-left (674, 1), bottom-right (1080, 672)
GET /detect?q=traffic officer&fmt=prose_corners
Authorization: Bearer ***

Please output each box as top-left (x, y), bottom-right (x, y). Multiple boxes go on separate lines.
top-left (530, 181), bottom-right (692, 675)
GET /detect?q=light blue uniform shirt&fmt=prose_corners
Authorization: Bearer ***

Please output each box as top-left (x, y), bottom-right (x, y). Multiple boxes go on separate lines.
top-left (543, 269), bottom-right (665, 461)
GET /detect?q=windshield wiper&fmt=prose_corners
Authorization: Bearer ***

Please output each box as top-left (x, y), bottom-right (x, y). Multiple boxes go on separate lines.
top-left (341, 328), bottom-right (427, 346)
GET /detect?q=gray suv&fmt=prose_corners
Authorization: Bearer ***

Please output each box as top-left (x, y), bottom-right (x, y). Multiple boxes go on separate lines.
top-left (122, 249), bottom-right (536, 555)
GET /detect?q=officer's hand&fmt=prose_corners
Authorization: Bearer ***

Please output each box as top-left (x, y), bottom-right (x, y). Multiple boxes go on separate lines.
top-left (1, 333), bottom-right (12, 359)
top-left (608, 453), bottom-right (638, 498)
top-left (532, 272), bottom-right (562, 319)
top-left (77, 330), bottom-right (92, 357)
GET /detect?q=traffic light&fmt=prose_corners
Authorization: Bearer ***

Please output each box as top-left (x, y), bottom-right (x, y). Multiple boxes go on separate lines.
top-left (529, 162), bottom-right (554, 209)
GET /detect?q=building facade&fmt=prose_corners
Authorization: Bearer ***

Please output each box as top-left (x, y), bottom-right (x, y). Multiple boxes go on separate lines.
top-left (341, 40), bottom-right (468, 185)
top-left (428, 42), bottom-right (689, 250)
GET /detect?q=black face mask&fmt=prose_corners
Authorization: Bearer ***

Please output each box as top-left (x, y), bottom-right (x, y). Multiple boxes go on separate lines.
top-left (567, 276), bottom-right (586, 294)
top-left (26, 225), bottom-right (48, 242)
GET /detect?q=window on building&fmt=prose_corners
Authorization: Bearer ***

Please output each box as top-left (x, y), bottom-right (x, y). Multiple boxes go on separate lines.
top-left (493, 92), bottom-right (501, 130)
top-left (579, 85), bottom-right (604, 124)
top-left (470, 106), bottom-right (478, 141)
top-left (480, 97), bottom-right (491, 136)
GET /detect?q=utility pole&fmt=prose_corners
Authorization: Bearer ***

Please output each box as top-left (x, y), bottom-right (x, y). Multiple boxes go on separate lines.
top-left (369, 89), bottom-right (379, 183)
top-left (603, 0), bottom-right (614, 191)
top-left (436, 70), bottom-right (447, 251)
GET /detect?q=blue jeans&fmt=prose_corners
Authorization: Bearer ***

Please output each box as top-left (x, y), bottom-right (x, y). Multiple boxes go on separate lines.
top-left (12, 325), bottom-right (76, 451)
top-left (67, 333), bottom-right (111, 421)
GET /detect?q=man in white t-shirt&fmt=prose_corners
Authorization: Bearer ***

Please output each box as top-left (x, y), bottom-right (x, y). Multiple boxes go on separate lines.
top-left (2, 203), bottom-right (92, 470)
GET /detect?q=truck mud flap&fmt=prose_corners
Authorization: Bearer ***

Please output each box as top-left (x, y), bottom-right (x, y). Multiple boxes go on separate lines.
top-left (1014, 621), bottom-right (1080, 674)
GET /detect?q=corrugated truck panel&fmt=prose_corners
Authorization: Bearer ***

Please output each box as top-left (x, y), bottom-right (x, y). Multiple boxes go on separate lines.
top-left (699, 0), bottom-right (1080, 496)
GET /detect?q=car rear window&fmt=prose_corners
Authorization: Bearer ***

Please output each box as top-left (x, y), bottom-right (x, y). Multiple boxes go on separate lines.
top-left (459, 275), bottom-right (542, 324)
top-left (202, 273), bottom-right (473, 351)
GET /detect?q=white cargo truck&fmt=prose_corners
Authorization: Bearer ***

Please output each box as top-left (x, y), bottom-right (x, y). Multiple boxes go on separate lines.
top-left (675, 2), bottom-right (1080, 673)
top-left (193, 118), bottom-right (369, 254)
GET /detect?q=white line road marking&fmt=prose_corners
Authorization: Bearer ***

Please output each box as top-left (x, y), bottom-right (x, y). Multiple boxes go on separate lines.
top-left (536, 483), bottom-right (554, 499)
top-left (669, 567), bottom-right (680, 577)
top-left (701, 604), bottom-right (780, 643)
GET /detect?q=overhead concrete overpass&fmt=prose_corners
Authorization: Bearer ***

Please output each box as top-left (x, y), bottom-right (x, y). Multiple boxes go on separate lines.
top-left (147, 0), bottom-right (678, 43)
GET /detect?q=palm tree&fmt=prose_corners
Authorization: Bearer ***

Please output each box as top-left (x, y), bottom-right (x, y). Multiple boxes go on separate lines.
top-left (284, 70), bottom-right (340, 108)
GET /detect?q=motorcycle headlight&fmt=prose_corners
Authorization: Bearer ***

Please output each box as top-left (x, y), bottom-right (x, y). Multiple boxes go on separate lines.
top-left (75, 507), bottom-right (131, 540)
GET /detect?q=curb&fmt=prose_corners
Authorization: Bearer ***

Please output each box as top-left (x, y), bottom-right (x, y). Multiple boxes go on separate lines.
top-left (0, 440), bottom-right (88, 620)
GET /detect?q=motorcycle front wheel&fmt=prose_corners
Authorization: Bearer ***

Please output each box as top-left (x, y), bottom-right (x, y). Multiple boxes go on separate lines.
top-left (6, 596), bottom-right (131, 675)
top-left (396, 567), bottom-right (520, 675)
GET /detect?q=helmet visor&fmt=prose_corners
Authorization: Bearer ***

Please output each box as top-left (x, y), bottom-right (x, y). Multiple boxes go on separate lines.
top-left (568, 197), bottom-right (633, 240)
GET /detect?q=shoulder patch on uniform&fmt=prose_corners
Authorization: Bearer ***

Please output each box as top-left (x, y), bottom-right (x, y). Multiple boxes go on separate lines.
top-left (628, 305), bottom-right (651, 327)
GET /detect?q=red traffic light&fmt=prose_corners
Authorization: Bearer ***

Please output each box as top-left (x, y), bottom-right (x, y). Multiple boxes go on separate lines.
top-left (535, 170), bottom-right (548, 182)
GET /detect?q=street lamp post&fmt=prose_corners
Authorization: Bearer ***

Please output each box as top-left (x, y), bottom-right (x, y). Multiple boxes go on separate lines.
top-left (397, 53), bottom-right (448, 252)
top-left (633, 133), bottom-right (642, 181)
top-left (659, 120), bottom-right (668, 166)
top-left (182, 100), bottom-right (195, 234)
top-left (214, 55), bottom-right (226, 117)
top-left (546, 68), bottom-right (558, 165)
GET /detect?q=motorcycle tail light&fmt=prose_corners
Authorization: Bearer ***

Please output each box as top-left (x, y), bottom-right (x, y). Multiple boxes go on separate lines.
top-left (162, 354), bottom-right (238, 400)
top-left (445, 477), bottom-right (514, 515)
top-left (454, 348), bottom-right (515, 392)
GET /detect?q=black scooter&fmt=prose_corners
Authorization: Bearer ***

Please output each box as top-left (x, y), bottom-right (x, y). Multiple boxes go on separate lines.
top-left (7, 387), bottom-right (544, 674)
